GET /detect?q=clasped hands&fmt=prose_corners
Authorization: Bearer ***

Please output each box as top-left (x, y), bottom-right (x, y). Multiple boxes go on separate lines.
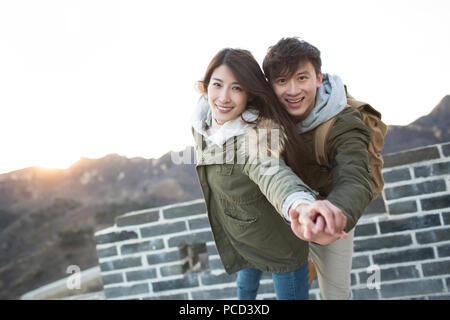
top-left (289, 200), bottom-right (348, 246)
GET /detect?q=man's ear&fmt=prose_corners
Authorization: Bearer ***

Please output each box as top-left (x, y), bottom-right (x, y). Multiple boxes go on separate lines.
top-left (316, 72), bottom-right (323, 88)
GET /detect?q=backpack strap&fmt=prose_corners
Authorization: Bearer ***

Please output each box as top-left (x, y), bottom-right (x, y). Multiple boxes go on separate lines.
top-left (314, 116), bottom-right (338, 167)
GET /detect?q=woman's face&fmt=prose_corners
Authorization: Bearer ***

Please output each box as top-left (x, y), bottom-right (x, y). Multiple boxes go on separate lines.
top-left (207, 64), bottom-right (248, 125)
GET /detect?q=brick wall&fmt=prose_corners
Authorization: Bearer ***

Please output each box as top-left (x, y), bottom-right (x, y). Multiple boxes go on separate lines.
top-left (94, 142), bottom-right (450, 300)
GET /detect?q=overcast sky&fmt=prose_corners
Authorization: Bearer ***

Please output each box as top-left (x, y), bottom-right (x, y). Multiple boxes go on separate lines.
top-left (1, 0), bottom-right (449, 174)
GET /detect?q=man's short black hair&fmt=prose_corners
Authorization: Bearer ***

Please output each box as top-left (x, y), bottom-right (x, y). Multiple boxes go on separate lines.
top-left (263, 37), bottom-right (322, 82)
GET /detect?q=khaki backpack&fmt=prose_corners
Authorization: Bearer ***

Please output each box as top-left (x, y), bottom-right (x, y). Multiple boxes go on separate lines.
top-left (313, 89), bottom-right (387, 200)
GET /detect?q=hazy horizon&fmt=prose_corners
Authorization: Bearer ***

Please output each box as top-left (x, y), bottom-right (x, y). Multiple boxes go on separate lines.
top-left (1, 0), bottom-right (449, 175)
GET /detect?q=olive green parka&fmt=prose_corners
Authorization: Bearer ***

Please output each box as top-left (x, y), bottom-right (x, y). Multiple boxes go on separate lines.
top-left (193, 119), bottom-right (316, 274)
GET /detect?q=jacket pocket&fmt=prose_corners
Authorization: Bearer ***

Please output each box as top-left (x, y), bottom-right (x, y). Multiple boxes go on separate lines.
top-left (220, 198), bottom-right (260, 228)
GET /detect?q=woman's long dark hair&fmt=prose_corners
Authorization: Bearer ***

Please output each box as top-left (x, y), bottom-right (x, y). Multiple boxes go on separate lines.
top-left (197, 48), bottom-right (313, 186)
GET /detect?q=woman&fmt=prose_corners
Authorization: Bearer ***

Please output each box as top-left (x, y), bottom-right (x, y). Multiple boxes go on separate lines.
top-left (191, 48), bottom-right (318, 300)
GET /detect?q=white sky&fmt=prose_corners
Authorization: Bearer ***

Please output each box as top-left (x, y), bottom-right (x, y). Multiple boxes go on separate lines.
top-left (0, 0), bottom-right (449, 174)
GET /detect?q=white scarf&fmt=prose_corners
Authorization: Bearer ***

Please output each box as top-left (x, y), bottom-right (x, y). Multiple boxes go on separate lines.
top-left (191, 96), bottom-right (258, 147)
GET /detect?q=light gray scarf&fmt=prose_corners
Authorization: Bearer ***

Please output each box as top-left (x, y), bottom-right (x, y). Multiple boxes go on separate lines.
top-left (296, 73), bottom-right (347, 133)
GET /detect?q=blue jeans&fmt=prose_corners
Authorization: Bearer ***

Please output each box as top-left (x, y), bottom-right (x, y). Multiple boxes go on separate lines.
top-left (237, 261), bottom-right (309, 300)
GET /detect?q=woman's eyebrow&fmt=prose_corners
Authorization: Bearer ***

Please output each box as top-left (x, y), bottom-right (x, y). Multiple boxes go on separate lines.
top-left (212, 77), bottom-right (241, 85)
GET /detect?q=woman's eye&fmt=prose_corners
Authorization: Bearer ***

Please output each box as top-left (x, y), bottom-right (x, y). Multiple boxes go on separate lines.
top-left (232, 86), bottom-right (243, 91)
top-left (275, 78), bottom-right (286, 85)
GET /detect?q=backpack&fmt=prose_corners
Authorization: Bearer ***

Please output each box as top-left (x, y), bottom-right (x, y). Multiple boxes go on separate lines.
top-left (313, 88), bottom-right (387, 200)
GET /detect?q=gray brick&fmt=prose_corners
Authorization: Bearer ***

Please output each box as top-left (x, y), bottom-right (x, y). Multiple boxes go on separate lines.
top-left (104, 283), bottom-right (149, 299)
top-left (100, 257), bottom-right (142, 272)
top-left (414, 162), bottom-right (450, 178)
top-left (309, 292), bottom-right (319, 300)
top-left (359, 265), bottom-right (420, 284)
top-left (141, 221), bottom-right (186, 238)
top-left (383, 146), bottom-right (440, 168)
top-left (97, 245), bottom-right (118, 259)
top-left (442, 143), bottom-right (450, 157)
top-left (95, 230), bottom-right (138, 245)
top-left (443, 212), bottom-right (450, 225)
top-left (208, 258), bottom-right (225, 270)
top-left (310, 279), bottom-right (319, 289)
top-left (143, 293), bottom-right (189, 300)
top-left (116, 209), bottom-right (159, 227)
top-left (352, 288), bottom-right (379, 300)
top-left (352, 255), bottom-right (371, 269)
top-left (422, 261), bottom-right (450, 276)
top-left (415, 227), bottom-right (450, 244)
top-left (421, 195), bottom-right (450, 211)
top-left (355, 223), bottom-right (377, 237)
top-left (384, 180), bottom-right (446, 200)
top-left (200, 271), bottom-right (237, 285)
top-left (207, 244), bottom-right (218, 256)
top-left (191, 286), bottom-right (237, 300)
top-left (383, 168), bottom-right (411, 183)
top-left (168, 231), bottom-right (214, 248)
top-left (152, 274), bottom-right (199, 292)
top-left (147, 250), bottom-right (182, 265)
top-left (364, 195), bottom-right (387, 215)
top-left (163, 202), bottom-right (207, 219)
top-left (160, 264), bottom-right (187, 277)
top-left (102, 273), bottom-right (124, 285)
top-left (351, 273), bottom-right (357, 286)
top-left (388, 200), bottom-right (418, 215)
top-left (126, 268), bottom-right (157, 281)
top-left (354, 234), bottom-right (412, 252)
top-left (429, 294), bottom-right (450, 300)
top-left (120, 239), bottom-right (165, 255)
top-left (188, 217), bottom-right (210, 230)
top-left (373, 248), bottom-right (434, 265)
top-left (379, 214), bottom-right (441, 234)
top-left (437, 243), bottom-right (450, 257)
top-left (380, 279), bottom-right (444, 299)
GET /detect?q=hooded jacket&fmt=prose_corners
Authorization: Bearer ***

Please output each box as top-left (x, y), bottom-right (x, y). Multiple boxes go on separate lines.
top-left (298, 74), bottom-right (373, 231)
top-left (191, 99), bottom-right (316, 274)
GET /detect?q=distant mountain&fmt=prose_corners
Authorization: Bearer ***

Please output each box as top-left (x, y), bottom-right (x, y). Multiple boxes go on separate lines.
top-left (0, 95), bottom-right (448, 299)
top-left (0, 149), bottom-right (202, 299)
top-left (382, 95), bottom-right (450, 154)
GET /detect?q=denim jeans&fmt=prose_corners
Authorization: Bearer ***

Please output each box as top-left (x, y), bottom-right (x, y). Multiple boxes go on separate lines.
top-left (236, 261), bottom-right (309, 300)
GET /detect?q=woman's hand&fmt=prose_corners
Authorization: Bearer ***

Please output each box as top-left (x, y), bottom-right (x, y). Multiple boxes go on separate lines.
top-left (289, 201), bottom-right (348, 245)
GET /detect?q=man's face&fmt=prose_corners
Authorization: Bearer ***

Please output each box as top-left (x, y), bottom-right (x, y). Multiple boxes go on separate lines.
top-left (272, 61), bottom-right (323, 121)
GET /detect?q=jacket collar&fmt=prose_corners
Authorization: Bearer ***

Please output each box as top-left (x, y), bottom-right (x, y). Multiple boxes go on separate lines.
top-left (191, 96), bottom-right (258, 147)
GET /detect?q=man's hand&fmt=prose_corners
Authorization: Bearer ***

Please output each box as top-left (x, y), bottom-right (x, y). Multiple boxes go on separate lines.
top-left (289, 200), bottom-right (348, 245)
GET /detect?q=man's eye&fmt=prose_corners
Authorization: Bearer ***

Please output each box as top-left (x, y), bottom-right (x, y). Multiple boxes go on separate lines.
top-left (298, 76), bottom-right (307, 81)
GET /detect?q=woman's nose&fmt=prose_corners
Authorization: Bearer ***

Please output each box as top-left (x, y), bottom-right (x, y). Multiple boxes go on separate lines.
top-left (218, 89), bottom-right (231, 103)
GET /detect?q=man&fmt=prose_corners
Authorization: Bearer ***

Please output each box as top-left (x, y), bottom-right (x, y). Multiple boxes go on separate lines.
top-left (263, 37), bottom-right (373, 299)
